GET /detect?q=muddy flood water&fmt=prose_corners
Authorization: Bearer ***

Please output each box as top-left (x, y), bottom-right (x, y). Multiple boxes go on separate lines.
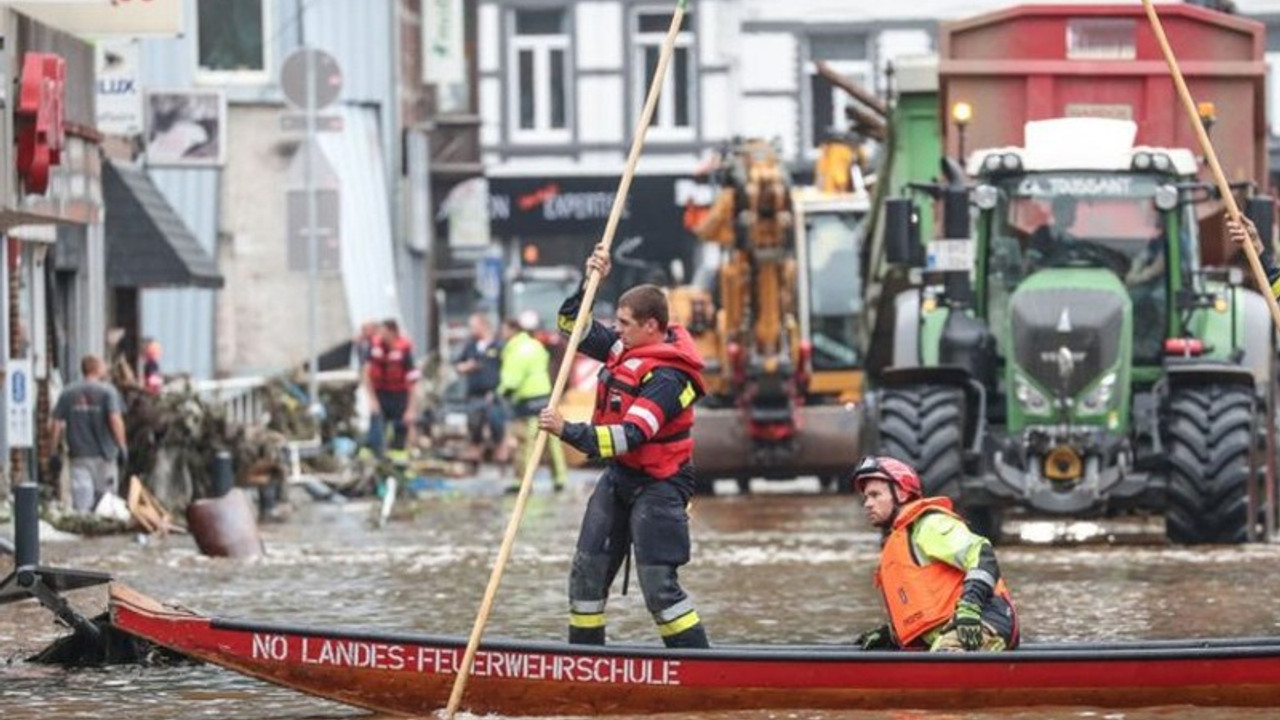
top-left (3, 473), bottom-right (1280, 720)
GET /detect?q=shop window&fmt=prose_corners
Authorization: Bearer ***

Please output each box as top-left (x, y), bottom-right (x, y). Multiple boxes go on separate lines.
top-left (195, 0), bottom-right (269, 83)
top-left (510, 8), bottom-right (571, 142)
top-left (633, 9), bottom-right (695, 138)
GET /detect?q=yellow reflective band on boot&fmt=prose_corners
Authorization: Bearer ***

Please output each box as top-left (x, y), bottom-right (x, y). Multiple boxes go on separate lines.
top-left (570, 612), bottom-right (606, 629)
top-left (657, 611), bottom-right (701, 638)
top-left (595, 426), bottom-right (615, 457)
top-left (1272, 276), bottom-right (1280, 299)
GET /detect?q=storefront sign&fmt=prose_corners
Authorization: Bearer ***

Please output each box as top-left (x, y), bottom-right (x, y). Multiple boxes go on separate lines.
top-left (96, 39), bottom-right (143, 136)
top-left (15, 52), bottom-right (66, 196)
top-left (423, 0), bottom-right (465, 86)
top-left (435, 175), bottom-right (711, 285)
top-left (14, 0), bottom-right (183, 37)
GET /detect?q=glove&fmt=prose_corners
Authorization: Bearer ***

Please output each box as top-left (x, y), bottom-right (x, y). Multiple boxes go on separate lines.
top-left (855, 624), bottom-right (895, 651)
top-left (48, 454), bottom-right (63, 479)
top-left (952, 600), bottom-right (984, 651)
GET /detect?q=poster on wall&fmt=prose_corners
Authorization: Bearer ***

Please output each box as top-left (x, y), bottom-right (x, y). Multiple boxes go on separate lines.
top-left (144, 90), bottom-right (226, 166)
top-left (96, 40), bottom-right (143, 136)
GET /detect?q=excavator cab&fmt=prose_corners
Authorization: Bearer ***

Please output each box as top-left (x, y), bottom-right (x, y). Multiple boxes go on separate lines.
top-left (673, 137), bottom-right (870, 493)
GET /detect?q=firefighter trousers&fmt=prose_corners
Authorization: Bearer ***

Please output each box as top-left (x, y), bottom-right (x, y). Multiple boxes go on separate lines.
top-left (567, 464), bottom-right (709, 648)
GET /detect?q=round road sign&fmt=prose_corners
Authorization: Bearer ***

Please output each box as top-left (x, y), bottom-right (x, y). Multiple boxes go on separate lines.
top-left (281, 48), bottom-right (343, 111)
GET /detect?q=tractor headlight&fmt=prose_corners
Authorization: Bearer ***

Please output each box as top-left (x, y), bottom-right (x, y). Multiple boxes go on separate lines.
top-left (1155, 184), bottom-right (1178, 211)
top-left (974, 184), bottom-right (999, 210)
top-left (982, 154), bottom-right (1002, 173)
top-left (1078, 372), bottom-right (1117, 415)
top-left (1015, 375), bottom-right (1051, 415)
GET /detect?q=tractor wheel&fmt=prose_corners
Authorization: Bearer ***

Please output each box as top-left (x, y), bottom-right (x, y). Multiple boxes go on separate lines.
top-left (879, 384), bottom-right (1001, 541)
top-left (1165, 384), bottom-right (1255, 544)
top-left (879, 385), bottom-right (966, 498)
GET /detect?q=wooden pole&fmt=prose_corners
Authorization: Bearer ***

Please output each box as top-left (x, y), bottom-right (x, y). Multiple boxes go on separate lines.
top-left (1142, 0), bottom-right (1280, 334)
top-left (440, 2), bottom-right (689, 716)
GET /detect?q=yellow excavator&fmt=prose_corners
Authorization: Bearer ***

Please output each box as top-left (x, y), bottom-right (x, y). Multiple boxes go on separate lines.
top-left (671, 138), bottom-right (871, 493)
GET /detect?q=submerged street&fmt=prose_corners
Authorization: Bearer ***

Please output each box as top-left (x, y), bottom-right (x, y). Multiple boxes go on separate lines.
top-left (3, 474), bottom-right (1280, 720)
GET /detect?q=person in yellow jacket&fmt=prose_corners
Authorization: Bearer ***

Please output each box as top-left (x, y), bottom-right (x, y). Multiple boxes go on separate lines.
top-left (851, 456), bottom-right (1018, 652)
top-left (499, 312), bottom-right (568, 493)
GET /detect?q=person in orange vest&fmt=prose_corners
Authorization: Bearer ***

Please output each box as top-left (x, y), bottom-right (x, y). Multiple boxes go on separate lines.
top-left (852, 456), bottom-right (1018, 652)
top-left (538, 243), bottom-right (710, 649)
top-left (364, 319), bottom-right (418, 456)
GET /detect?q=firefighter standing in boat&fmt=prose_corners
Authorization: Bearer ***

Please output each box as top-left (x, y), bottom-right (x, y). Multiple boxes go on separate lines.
top-left (538, 243), bottom-right (710, 649)
top-left (852, 456), bottom-right (1018, 652)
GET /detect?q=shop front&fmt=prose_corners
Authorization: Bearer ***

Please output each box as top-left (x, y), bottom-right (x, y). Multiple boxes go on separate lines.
top-left (433, 172), bottom-right (715, 332)
top-left (0, 11), bottom-right (102, 496)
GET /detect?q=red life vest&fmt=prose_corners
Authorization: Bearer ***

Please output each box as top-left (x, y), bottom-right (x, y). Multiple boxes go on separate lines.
top-left (368, 335), bottom-right (414, 392)
top-left (874, 497), bottom-right (1014, 647)
top-left (594, 325), bottom-right (706, 479)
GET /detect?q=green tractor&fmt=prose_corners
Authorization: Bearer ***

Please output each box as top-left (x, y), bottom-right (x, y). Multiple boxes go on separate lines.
top-left (874, 117), bottom-right (1278, 543)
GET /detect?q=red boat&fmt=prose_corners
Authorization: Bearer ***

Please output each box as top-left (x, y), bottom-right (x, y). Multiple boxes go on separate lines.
top-left (110, 583), bottom-right (1280, 716)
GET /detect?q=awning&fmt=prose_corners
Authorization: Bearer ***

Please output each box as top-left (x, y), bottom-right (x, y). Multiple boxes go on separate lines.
top-left (104, 161), bottom-right (224, 289)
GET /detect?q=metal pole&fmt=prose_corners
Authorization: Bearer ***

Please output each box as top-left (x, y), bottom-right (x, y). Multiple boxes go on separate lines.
top-left (0, 237), bottom-right (9, 503)
top-left (305, 49), bottom-right (320, 415)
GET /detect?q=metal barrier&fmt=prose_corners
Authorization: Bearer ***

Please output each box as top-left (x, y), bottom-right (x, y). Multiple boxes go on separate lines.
top-left (169, 369), bottom-right (360, 428)
top-left (167, 370), bottom-right (359, 484)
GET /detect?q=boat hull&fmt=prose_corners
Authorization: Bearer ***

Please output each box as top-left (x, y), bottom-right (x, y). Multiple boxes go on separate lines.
top-left (109, 584), bottom-right (1280, 716)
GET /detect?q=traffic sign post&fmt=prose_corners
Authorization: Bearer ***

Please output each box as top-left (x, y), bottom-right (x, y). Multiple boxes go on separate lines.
top-left (287, 188), bottom-right (341, 273)
top-left (281, 47), bottom-right (342, 415)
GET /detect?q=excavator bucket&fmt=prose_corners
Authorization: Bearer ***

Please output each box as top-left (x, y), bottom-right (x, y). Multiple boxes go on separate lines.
top-left (691, 404), bottom-right (863, 480)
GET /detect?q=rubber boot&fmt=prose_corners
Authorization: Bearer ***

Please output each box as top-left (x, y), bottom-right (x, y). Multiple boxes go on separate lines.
top-left (569, 625), bottom-right (606, 645)
top-left (662, 622), bottom-right (709, 649)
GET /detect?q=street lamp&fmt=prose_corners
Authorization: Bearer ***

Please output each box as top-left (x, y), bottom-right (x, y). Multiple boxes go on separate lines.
top-left (952, 100), bottom-right (973, 166)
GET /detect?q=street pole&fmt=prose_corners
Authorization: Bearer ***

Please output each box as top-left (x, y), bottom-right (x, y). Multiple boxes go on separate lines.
top-left (305, 48), bottom-right (320, 415)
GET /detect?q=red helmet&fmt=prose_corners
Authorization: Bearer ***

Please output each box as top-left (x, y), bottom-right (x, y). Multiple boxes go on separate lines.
top-left (852, 456), bottom-right (922, 503)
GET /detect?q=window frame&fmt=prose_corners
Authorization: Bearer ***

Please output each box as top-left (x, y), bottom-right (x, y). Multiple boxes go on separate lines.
top-left (631, 7), bottom-right (697, 141)
top-left (508, 7), bottom-right (573, 144)
top-left (193, 0), bottom-right (272, 85)
top-left (806, 57), bottom-right (873, 157)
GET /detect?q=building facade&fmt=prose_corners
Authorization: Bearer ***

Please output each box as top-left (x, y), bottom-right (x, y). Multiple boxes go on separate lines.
top-left (132, 0), bottom-right (423, 378)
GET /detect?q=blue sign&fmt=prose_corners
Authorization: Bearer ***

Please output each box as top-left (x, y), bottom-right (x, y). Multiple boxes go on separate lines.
top-left (475, 255), bottom-right (503, 302)
top-left (11, 368), bottom-right (26, 404)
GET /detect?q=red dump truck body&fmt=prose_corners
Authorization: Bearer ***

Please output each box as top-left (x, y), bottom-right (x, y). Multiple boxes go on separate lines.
top-left (939, 4), bottom-right (1266, 259)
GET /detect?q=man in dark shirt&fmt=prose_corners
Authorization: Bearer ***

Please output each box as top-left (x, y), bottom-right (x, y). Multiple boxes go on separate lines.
top-left (455, 312), bottom-right (506, 460)
top-left (538, 244), bottom-right (711, 649)
top-left (50, 355), bottom-right (127, 512)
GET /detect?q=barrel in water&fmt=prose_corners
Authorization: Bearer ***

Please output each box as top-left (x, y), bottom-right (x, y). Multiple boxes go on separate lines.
top-left (186, 488), bottom-right (263, 559)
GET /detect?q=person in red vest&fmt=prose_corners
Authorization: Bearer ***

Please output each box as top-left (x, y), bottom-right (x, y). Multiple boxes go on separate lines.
top-left (852, 456), bottom-right (1018, 652)
top-left (538, 243), bottom-right (710, 649)
top-left (364, 319), bottom-right (418, 456)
